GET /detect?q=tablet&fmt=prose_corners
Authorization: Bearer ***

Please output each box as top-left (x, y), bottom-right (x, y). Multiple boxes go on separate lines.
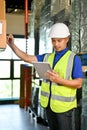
top-left (32, 62), bottom-right (52, 79)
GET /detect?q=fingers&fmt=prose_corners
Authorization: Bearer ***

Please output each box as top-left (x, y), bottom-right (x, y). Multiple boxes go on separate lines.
top-left (47, 70), bottom-right (55, 76)
top-left (7, 34), bottom-right (13, 40)
top-left (6, 34), bottom-right (14, 44)
top-left (45, 71), bottom-right (53, 80)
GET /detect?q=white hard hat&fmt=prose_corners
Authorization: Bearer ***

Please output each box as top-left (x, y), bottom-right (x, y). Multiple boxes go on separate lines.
top-left (49, 23), bottom-right (70, 38)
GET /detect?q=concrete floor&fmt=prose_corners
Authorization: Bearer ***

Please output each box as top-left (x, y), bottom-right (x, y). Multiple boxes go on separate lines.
top-left (0, 104), bottom-right (49, 130)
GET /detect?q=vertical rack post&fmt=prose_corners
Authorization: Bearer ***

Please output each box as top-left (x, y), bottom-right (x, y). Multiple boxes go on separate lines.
top-left (24, 0), bottom-right (28, 54)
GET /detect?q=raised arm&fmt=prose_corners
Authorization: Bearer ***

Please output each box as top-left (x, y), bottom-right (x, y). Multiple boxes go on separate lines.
top-left (7, 34), bottom-right (38, 64)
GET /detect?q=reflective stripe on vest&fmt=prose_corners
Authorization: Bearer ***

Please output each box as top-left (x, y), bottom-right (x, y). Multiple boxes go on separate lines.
top-left (66, 52), bottom-right (75, 80)
top-left (51, 94), bottom-right (76, 102)
top-left (41, 91), bottom-right (49, 97)
top-left (43, 53), bottom-right (51, 62)
top-left (41, 90), bottom-right (76, 102)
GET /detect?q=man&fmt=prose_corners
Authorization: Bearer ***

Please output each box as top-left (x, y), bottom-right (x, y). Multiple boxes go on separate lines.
top-left (7, 23), bottom-right (83, 130)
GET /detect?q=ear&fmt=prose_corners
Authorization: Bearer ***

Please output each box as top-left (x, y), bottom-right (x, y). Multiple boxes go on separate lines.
top-left (66, 37), bottom-right (69, 43)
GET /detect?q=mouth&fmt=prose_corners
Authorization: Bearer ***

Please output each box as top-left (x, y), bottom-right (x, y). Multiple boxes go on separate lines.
top-left (54, 46), bottom-right (60, 49)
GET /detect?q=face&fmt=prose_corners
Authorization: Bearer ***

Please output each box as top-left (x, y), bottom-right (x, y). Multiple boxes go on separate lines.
top-left (51, 37), bottom-right (69, 52)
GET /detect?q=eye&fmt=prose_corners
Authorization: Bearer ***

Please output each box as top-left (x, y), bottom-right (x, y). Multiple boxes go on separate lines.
top-left (52, 39), bottom-right (55, 42)
top-left (57, 40), bottom-right (61, 42)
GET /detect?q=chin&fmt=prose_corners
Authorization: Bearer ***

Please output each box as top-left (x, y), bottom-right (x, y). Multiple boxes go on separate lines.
top-left (55, 49), bottom-right (61, 52)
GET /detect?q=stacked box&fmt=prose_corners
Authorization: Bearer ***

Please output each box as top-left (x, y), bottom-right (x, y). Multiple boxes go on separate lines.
top-left (0, 0), bottom-right (6, 50)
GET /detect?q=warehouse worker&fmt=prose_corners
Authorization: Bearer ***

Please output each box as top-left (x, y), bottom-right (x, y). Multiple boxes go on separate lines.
top-left (7, 23), bottom-right (83, 130)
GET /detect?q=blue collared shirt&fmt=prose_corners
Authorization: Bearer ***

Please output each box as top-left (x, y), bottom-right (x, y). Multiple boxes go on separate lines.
top-left (36, 47), bottom-right (83, 79)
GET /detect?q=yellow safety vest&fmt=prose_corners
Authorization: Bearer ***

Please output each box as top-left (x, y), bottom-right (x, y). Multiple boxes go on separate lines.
top-left (40, 50), bottom-right (77, 113)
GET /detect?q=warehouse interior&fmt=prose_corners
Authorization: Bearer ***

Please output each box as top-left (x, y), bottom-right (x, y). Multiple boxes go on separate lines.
top-left (0, 0), bottom-right (87, 130)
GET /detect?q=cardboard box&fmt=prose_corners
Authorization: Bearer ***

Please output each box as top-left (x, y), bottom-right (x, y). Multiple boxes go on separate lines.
top-left (0, 0), bottom-right (6, 49)
top-left (0, 19), bottom-right (6, 49)
top-left (0, 0), bottom-right (5, 19)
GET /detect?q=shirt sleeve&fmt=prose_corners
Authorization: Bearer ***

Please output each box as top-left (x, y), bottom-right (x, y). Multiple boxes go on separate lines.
top-left (36, 54), bottom-right (45, 62)
top-left (72, 55), bottom-right (83, 79)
